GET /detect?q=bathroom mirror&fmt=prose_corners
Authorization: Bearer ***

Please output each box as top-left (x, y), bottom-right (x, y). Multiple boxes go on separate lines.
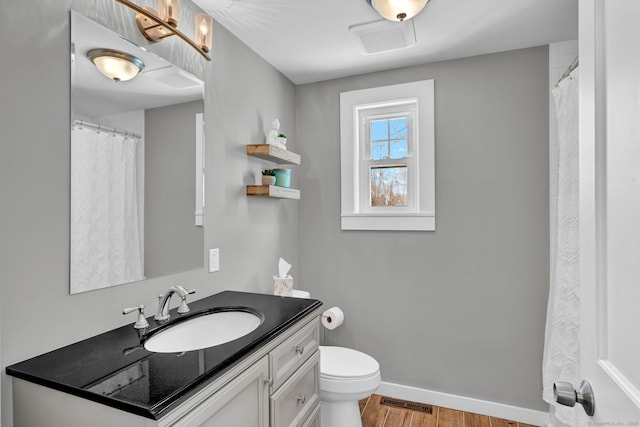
top-left (70, 11), bottom-right (205, 294)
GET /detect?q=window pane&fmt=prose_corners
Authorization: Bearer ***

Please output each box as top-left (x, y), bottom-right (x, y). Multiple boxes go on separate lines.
top-left (370, 166), bottom-right (407, 207)
top-left (389, 118), bottom-right (408, 139)
top-left (390, 139), bottom-right (408, 159)
top-left (370, 119), bottom-right (388, 140)
top-left (371, 140), bottom-right (388, 160)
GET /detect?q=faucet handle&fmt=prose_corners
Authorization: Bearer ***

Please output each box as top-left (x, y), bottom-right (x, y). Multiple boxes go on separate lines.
top-left (177, 289), bottom-right (196, 314)
top-left (123, 305), bottom-right (149, 329)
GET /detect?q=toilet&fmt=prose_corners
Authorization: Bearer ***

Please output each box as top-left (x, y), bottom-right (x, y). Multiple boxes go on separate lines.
top-left (319, 345), bottom-right (381, 427)
top-left (291, 290), bottom-right (381, 427)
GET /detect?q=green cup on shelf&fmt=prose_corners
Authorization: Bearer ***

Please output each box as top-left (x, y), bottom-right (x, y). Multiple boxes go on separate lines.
top-left (273, 168), bottom-right (291, 188)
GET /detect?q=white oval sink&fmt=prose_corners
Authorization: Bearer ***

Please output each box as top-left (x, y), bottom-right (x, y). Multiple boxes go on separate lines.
top-left (144, 309), bottom-right (262, 353)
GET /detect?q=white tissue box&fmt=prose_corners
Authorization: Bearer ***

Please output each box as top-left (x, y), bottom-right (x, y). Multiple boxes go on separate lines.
top-left (273, 275), bottom-right (293, 296)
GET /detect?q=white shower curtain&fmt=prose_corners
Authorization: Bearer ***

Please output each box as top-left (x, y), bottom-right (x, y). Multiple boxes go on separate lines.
top-left (542, 68), bottom-right (580, 426)
top-left (70, 125), bottom-right (144, 293)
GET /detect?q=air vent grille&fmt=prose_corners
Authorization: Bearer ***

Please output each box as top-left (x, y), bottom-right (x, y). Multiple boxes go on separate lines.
top-left (349, 19), bottom-right (416, 54)
top-left (380, 397), bottom-right (432, 414)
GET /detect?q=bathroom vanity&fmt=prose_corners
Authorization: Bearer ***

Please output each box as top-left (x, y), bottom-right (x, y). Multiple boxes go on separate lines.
top-left (6, 291), bottom-right (322, 427)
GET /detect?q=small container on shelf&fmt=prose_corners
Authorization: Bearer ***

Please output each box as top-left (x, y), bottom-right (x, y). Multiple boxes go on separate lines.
top-left (262, 176), bottom-right (276, 185)
top-left (261, 169), bottom-right (276, 185)
top-left (273, 168), bottom-right (291, 188)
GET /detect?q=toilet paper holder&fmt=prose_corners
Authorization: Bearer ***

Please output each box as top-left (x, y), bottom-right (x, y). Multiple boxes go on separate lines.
top-left (322, 307), bottom-right (344, 330)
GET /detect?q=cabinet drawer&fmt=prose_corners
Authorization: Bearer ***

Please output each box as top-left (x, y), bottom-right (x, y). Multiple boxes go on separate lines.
top-left (270, 318), bottom-right (319, 391)
top-left (270, 350), bottom-right (320, 427)
top-left (301, 405), bottom-right (320, 427)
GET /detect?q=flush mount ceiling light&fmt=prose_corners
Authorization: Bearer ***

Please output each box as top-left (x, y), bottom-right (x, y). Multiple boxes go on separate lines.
top-left (365, 0), bottom-right (430, 22)
top-left (115, 0), bottom-right (213, 60)
top-left (88, 48), bottom-right (145, 82)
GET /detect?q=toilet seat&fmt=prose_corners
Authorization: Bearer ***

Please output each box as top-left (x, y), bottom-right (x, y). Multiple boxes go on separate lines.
top-left (320, 346), bottom-right (381, 398)
top-left (320, 346), bottom-right (379, 379)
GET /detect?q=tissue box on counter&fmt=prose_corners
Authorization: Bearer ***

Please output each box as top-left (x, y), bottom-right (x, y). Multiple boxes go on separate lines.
top-left (273, 275), bottom-right (293, 296)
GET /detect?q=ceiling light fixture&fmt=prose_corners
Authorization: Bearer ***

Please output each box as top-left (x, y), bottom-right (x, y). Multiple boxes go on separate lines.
top-left (115, 0), bottom-right (213, 61)
top-left (88, 48), bottom-right (145, 82)
top-left (365, 0), bottom-right (430, 22)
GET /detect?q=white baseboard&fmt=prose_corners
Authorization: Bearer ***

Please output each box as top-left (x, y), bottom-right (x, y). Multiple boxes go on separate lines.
top-left (377, 381), bottom-right (550, 426)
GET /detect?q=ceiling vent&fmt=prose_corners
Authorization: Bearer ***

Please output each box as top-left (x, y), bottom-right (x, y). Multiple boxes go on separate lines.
top-left (349, 19), bottom-right (416, 54)
top-left (145, 66), bottom-right (202, 89)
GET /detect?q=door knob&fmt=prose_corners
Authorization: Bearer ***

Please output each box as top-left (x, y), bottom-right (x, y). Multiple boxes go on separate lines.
top-left (553, 380), bottom-right (595, 416)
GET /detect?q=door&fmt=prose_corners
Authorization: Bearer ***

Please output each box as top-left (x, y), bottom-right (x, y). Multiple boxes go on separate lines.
top-left (578, 0), bottom-right (640, 422)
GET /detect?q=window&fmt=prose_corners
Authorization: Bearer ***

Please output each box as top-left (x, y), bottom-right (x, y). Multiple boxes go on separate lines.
top-left (361, 105), bottom-right (416, 212)
top-left (340, 80), bottom-right (435, 231)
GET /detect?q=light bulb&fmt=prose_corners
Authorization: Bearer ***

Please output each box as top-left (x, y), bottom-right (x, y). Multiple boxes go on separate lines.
top-left (195, 13), bottom-right (213, 53)
top-left (158, 0), bottom-right (179, 27)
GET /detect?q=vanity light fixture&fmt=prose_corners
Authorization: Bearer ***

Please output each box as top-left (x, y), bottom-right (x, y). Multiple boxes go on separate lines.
top-left (115, 0), bottom-right (213, 61)
top-left (365, 0), bottom-right (430, 22)
top-left (195, 13), bottom-right (213, 53)
top-left (88, 48), bottom-right (145, 82)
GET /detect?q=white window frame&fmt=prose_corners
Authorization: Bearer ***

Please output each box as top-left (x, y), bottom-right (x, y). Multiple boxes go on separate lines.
top-left (340, 80), bottom-right (435, 231)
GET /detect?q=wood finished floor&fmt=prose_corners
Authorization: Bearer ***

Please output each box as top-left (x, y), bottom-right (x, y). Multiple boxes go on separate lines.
top-left (359, 395), bottom-right (538, 427)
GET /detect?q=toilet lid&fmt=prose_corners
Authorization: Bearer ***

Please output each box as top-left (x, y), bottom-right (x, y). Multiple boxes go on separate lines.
top-left (320, 346), bottom-right (379, 379)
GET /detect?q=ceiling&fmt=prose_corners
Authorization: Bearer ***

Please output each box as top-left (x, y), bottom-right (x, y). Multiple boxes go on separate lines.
top-left (193, 0), bottom-right (578, 85)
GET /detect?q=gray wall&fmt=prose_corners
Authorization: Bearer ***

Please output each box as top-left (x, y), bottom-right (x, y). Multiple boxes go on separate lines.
top-left (145, 100), bottom-right (204, 278)
top-left (0, 0), bottom-right (297, 425)
top-left (296, 46), bottom-right (550, 411)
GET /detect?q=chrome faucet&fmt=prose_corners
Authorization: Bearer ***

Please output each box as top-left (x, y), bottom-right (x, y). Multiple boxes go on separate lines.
top-left (155, 285), bottom-right (196, 321)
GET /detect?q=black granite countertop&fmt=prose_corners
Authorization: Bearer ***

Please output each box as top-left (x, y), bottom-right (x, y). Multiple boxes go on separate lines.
top-left (6, 290), bottom-right (322, 420)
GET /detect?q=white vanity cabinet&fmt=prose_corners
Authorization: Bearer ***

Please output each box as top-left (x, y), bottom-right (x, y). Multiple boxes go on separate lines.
top-left (12, 313), bottom-right (320, 427)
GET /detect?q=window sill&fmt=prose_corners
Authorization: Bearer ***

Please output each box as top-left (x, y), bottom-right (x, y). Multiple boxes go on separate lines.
top-left (341, 213), bottom-right (435, 231)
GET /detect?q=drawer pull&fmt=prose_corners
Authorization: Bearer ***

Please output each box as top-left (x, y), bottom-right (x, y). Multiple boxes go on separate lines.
top-left (296, 394), bottom-right (306, 405)
top-left (295, 345), bottom-right (304, 355)
top-left (264, 377), bottom-right (273, 387)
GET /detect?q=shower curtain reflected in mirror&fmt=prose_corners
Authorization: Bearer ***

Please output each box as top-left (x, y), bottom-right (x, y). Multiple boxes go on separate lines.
top-left (70, 125), bottom-right (144, 293)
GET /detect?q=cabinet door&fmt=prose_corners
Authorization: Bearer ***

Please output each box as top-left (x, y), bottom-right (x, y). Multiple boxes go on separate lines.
top-left (171, 355), bottom-right (269, 427)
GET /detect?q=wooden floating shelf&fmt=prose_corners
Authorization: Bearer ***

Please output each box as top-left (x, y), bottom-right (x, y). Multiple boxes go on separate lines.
top-left (246, 185), bottom-right (300, 200)
top-left (246, 144), bottom-right (301, 165)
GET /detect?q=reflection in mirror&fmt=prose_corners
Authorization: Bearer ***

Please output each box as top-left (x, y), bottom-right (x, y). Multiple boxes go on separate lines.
top-left (70, 11), bottom-right (205, 294)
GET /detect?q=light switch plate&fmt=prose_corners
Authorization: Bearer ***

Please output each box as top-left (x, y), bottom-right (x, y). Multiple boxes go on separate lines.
top-left (209, 248), bottom-right (220, 273)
